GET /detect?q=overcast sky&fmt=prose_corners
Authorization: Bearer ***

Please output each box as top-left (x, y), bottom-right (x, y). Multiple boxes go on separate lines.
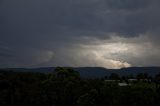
top-left (0, 0), bottom-right (160, 68)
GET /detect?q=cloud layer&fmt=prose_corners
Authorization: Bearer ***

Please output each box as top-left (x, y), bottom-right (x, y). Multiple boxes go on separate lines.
top-left (0, 0), bottom-right (160, 68)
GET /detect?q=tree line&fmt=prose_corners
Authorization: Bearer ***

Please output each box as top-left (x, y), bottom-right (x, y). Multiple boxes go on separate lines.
top-left (0, 67), bottom-right (160, 106)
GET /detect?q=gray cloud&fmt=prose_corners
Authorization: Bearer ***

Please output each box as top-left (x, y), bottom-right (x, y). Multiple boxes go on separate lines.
top-left (106, 0), bottom-right (149, 10)
top-left (0, 0), bottom-right (160, 68)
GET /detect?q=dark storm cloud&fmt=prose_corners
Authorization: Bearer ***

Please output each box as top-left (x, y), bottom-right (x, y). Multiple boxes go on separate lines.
top-left (0, 45), bottom-right (13, 57)
top-left (106, 0), bottom-right (149, 10)
top-left (1, 0), bottom-right (153, 40)
top-left (0, 0), bottom-right (160, 68)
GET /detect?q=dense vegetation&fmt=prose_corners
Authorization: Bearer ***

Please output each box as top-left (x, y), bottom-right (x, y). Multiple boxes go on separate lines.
top-left (1, 67), bottom-right (160, 106)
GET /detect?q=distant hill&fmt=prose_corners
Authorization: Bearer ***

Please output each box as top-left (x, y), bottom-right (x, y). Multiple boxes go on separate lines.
top-left (75, 67), bottom-right (160, 78)
top-left (1, 67), bottom-right (160, 78)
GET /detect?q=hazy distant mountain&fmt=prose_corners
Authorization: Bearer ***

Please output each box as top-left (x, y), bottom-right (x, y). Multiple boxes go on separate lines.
top-left (1, 67), bottom-right (160, 78)
top-left (75, 67), bottom-right (160, 78)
